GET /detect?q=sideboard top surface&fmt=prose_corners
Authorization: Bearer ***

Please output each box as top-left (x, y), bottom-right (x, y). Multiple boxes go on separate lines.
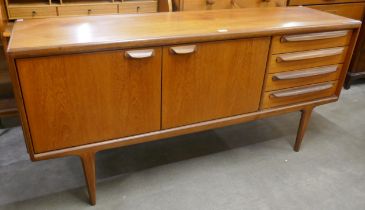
top-left (8, 7), bottom-right (361, 56)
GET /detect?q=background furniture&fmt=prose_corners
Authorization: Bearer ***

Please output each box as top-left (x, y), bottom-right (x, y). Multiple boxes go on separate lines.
top-left (0, 0), bottom-right (17, 128)
top-left (5, 0), bottom-right (159, 19)
top-left (173, 0), bottom-right (287, 11)
top-left (289, 0), bottom-right (365, 21)
top-left (7, 7), bottom-right (360, 205)
top-left (345, 15), bottom-right (365, 88)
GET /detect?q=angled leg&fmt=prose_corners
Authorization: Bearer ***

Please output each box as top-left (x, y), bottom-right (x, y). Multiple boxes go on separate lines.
top-left (294, 107), bottom-right (314, 152)
top-left (80, 152), bottom-right (96, 205)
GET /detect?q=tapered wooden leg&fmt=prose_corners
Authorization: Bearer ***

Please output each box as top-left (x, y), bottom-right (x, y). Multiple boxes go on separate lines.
top-left (80, 152), bottom-right (96, 205)
top-left (294, 107), bottom-right (313, 152)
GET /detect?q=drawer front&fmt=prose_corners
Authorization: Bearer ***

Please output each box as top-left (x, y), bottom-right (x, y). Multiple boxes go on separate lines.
top-left (120, 1), bottom-right (157, 14)
top-left (234, 0), bottom-right (288, 7)
top-left (269, 47), bottom-right (348, 73)
top-left (8, 7), bottom-right (57, 19)
top-left (265, 64), bottom-right (342, 91)
top-left (16, 49), bottom-right (162, 153)
top-left (272, 30), bottom-right (352, 54)
top-left (58, 4), bottom-right (118, 16)
top-left (180, 0), bottom-right (286, 10)
top-left (182, 0), bottom-right (232, 11)
top-left (289, 0), bottom-right (365, 6)
top-left (263, 81), bottom-right (337, 109)
top-left (309, 3), bottom-right (365, 21)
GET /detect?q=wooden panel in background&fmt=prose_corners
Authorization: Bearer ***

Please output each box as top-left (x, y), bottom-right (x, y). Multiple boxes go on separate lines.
top-left (309, 3), bottom-right (365, 21)
top-left (289, 0), bottom-right (365, 6)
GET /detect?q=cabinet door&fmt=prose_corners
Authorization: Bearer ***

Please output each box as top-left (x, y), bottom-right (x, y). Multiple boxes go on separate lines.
top-left (17, 49), bottom-right (161, 153)
top-left (162, 38), bottom-right (270, 129)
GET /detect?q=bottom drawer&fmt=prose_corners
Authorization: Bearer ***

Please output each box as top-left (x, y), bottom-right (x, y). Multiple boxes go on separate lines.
top-left (8, 6), bottom-right (57, 19)
top-left (120, 1), bottom-right (157, 14)
top-left (309, 3), bottom-right (365, 21)
top-left (263, 81), bottom-right (337, 109)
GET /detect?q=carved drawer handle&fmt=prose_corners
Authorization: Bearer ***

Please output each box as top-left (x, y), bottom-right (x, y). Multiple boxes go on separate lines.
top-left (170, 45), bottom-right (197, 55)
top-left (270, 83), bottom-right (333, 98)
top-left (125, 49), bottom-right (155, 59)
top-left (88, 9), bottom-right (92, 15)
top-left (276, 47), bottom-right (344, 62)
top-left (272, 65), bottom-right (338, 81)
top-left (32, 11), bottom-right (37, 17)
top-left (281, 30), bottom-right (349, 42)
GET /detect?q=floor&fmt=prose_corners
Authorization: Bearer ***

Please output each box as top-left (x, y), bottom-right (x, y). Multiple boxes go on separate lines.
top-left (0, 82), bottom-right (365, 210)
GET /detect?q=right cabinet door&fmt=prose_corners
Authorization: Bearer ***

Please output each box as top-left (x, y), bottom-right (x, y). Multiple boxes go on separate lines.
top-left (162, 38), bottom-right (270, 129)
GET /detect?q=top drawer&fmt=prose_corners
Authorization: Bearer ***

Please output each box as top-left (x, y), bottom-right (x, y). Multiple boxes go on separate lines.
top-left (120, 1), bottom-right (157, 14)
top-left (272, 30), bottom-right (352, 54)
top-left (8, 6), bottom-right (57, 19)
top-left (58, 4), bottom-right (118, 16)
top-left (289, 0), bottom-right (365, 5)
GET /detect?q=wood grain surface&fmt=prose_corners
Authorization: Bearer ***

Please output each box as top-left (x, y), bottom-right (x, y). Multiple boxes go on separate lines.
top-left (7, 7), bottom-right (361, 57)
top-left (16, 49), bottom-right (162, 153)
top-left (162, 38), bottom-right (270, 128)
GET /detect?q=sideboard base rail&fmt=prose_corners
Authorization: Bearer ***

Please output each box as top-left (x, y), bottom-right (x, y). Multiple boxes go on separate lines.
top-left (33, 96), bottom-right (338, 162)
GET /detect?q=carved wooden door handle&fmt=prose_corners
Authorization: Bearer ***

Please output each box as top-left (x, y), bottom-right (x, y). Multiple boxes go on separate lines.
top-left (170, 45), bottom-right (197, 55)
top-left (125, 49), bottom-right (155, 59)
top-left (272, 65), bottom-right (338, 80)
top-left (281, 30), bottom-right (349, 42)
top-left (276, 47), bottom-right (344, 62)
top-left (270, 83), bottom-right (333, 98)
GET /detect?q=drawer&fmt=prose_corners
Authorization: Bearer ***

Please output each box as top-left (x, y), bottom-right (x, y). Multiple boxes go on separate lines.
top-left (269, 47), bottom-right (348, 73)
top-left (263, 81), bottom-right (337, 109)
top-left (179, 0), bottom-right (287, 11)
top-left (289, 0), bottom-right (365, 6)
top-left (181, 0), bottom-right (232, 11)
top-left (8, 6), bottom-right (57, 19)
top-left (234, 0), bottom-right (288, 8)
top-left (271, 30), bottom-right (352, 54)
top-left (265, 64), bottom-right (342, 91)
top-left (309, 3), bottom-right (365, 21)
top-left (120, 1), bottom-right (157, 14)
top-left (58, 4), bottom-right (118, 16)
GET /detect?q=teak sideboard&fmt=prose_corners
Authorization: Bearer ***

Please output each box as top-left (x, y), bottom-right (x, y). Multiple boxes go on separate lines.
top-left (7, 7), bottom-right (361, 205)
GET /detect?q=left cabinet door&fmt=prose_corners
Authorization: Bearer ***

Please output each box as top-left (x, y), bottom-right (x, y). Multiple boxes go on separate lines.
top-left (16, 49), bottom-right (162, 153)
